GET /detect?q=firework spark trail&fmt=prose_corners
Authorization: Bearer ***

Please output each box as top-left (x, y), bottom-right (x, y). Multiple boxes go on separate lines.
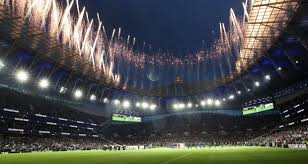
top-left (90, 21), bottom-right (102, 68)
top-left (2, 0), bottom-right (255, 87)
top-left (242, 0), bottom-right (249, 23)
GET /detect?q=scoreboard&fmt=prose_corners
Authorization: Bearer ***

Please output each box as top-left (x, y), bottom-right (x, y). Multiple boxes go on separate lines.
top-left (112, 114), bottom-right (142, 122)
top-left (243, 102), bottom-right (274, 115)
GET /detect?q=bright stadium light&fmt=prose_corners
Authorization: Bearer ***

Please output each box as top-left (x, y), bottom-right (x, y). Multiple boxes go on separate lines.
top-left (38, 78), bottom-right (49, 89)
top-left (173, 103), bottom-right (178, 109)
top-left (103, 98), bottom-right (109, 103)
top-left (178, 103), bottom-right (185, 109)
top-left (15, 70), bottom-right (29, 83)
top-left (122, 100), bottom-right (130, 108)
top-left (215, 100), bottom-right (221, 107)
top-left (254, 81), bottom-right (260, 87)
top-left (90, 94), bottom-right (96, 101)
top-left (237, 90), bottom-right (241, 95)
top-left (187, 102), bottom-right (193, 108)
top-left (265, 75), bottom-right (271, 81)
top-left (295, 60), bottom-right (299, 64)
top-left (207, 99), bottom-right (213, 105)
top-left (136, 102), bottom-right (141, 107)
top-left (247, 88), bottom-right (251, 92)
top-left (74, 89), bottom-right (83, 99)
top-left (278, 67), bottom-right (282, 71)
top-left (0, 59), bottom-right (4, 70)
top-left (222, 98), bottom-right (226, 102)
top-left (59, 86), bottom-right (67, 94)
top-left (150, 104), bottom-right (157, 111)
top-left (113, 99), bottom-right (120, 106)
top-left (141, 102), bottom-right (149, 109)
top-left (228, 94), bottom-right (235, 100)
top-left (200, 100), bottom-right (206, 106)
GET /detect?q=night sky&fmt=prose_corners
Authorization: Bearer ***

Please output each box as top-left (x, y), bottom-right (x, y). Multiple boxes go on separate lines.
top-left (78, 0), bottom-right (242, 55)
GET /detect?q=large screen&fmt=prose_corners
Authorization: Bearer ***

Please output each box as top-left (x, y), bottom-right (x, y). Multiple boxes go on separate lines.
top-left (112, 114), bottom-right (142, 122)
top-left (243, 102), bottom-right (274, 115)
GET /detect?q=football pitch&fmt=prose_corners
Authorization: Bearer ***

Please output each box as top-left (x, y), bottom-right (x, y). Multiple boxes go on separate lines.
top-left (0, 147), bottom-right (308, 164)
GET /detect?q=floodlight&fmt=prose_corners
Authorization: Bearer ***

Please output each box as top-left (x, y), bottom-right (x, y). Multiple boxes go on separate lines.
top-left (150, 104), bottom-right (157, 110)
top-left (59, 86), bottom-right (67, 94)
top-left (200, 101), bottom-right (206, 106)
top-left (265, 75), bottom-right (271, 81)
top-left (254, 81), bottom-right (260, 87)
top-left (278, 67), bottom-right (282, 71)
top-left (122, 100), bottom-right (130, 108)
top-left (214, 100), bottom-right (221, 107)
top-left (207, 99), bottom-right (213, 105)
top-left (38, 78), bottom-right (49, 89)
top-left (90, 94), bottom-right (96, 101)
top-left (228, 95), bottom-right (235, 100)
top-left (103, 98), bottom-right (109, 103)
top-left (0, 59), bottom-right (4, 69)
top-left (222, 98), bottom-right (226, 101)
top-left (187, 102), bottom-right (193, 108)
top-left (178, 103), bottom-right (185, 109)
top-left (247, 88), bottom-right (251, 92)
top-left (15, 70), bottom-right (29, 83)
top-left (173, 103), bottom-right (178, 109)
top-left (74, 89), bottom-right (83, 99)
top-left (113, 99), bottom-right (120, 106)
top-left (141, 102), bottom-right (149, 109)
top-left (237, 91), bottom-right (241, 95)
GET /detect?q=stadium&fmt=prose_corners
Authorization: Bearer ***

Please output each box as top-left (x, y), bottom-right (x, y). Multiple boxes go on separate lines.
top-left (0, 0), bottom-right (308, 163)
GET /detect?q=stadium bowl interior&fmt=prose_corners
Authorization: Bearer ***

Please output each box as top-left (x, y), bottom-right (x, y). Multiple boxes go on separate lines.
top-left (0, 0), bottom-right (308, 163)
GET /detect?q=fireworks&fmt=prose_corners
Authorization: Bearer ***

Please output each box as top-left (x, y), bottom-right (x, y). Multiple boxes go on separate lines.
top-left (0, 0), bottom-right (299, 95)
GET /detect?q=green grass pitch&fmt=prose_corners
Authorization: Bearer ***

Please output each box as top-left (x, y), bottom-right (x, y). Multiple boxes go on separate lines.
top-left (0, 147), bottom-right (308, 164)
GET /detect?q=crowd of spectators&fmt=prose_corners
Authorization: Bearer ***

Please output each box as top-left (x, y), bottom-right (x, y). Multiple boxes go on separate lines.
top-left (1, 122), bottom-right (307, 153)
top-left (0, 135), bottom-right (122, 153)
top-left (103, 114), bottom-right (279, 147)
top-left (249, 123), bottom-right (308, 146)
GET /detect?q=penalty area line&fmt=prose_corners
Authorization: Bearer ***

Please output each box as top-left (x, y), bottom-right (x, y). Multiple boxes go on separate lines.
top-left (160, 152), bottom-right (192, 164)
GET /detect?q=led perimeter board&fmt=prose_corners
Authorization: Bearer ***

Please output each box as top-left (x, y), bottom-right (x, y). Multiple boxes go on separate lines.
top-left (112, 114), bottom-right (142, 122)
top-left (243, 102), bottom-right (274, 115)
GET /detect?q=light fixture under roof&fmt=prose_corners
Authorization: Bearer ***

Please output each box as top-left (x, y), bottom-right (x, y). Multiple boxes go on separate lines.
top-left (15, 69), bottom-right (29, 83)
top-left (150, 104), bottom-right (157, 110)
top-left (207, 99), bottom-right (213, 105)
top-left (200, 101), bottom-right (206, 106)
top-left (228, 95), bottom-right (235, 100)
top-left (122, 100), bottom-right (130, 108)
top-left (74, 89), bottom-right (83, 99)
top-left (265, 75), bottom-right (271, 81)
top-left (214, 100), bottom-right (221, 106)
top-left (187, 102), bottom-right (193, 108)
top-left (90, 94), bottom-right (96, 101)
top-left (38, 78), bottom-right (49, 89)
top-left (141, 102), bottom-right (149, 109)
top-left (0, 59), bottom-right (4, 69)
top-left (113, 99), bottom-right (120, 105)
top-left (255, 81), bottom-right (260, 87)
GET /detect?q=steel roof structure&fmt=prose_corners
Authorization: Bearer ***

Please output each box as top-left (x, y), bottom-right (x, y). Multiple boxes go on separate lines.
top-left (236, 0), bottom-right (300, 73)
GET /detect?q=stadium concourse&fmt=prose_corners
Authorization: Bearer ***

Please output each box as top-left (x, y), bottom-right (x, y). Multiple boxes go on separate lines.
top-left (1, 0), bottom-right (308, 163)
